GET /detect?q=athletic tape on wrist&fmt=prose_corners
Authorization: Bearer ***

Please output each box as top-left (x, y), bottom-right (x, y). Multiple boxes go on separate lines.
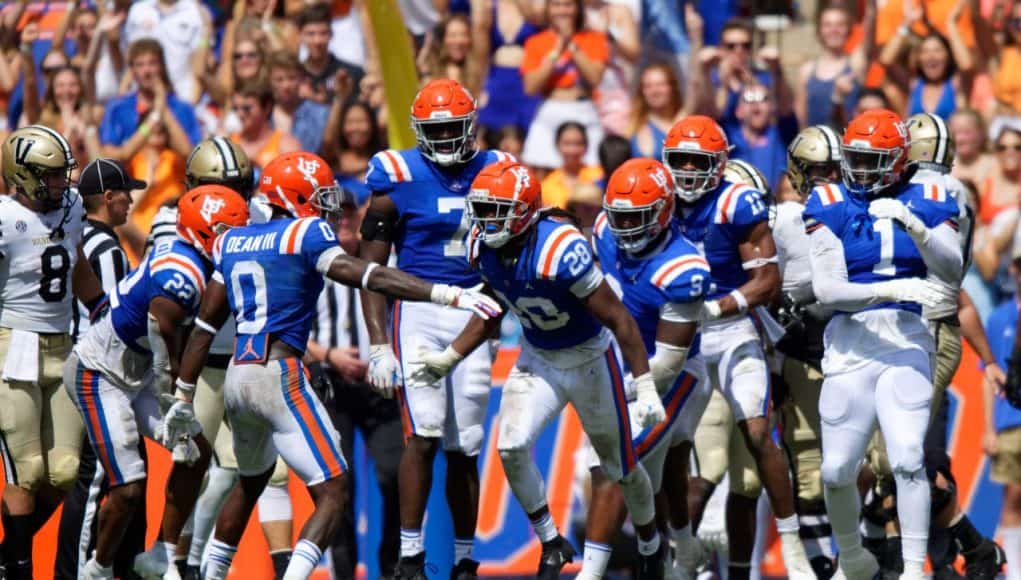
top-left (729, 289), bottom-right (749, 314)
top-left (195, 318), bottom-right (218, 335)
top-left (361, 262), bottom-right (379, 289)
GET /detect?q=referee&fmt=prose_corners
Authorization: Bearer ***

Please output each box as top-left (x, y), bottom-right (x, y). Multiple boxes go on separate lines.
top-left (57, 159), bottom-right (147, 579)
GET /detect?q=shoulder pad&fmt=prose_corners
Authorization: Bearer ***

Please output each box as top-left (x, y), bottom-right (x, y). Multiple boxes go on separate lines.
top-left (536, 224), bottom-right (589, 279)
top-left (651, 255), bottom-right (711, 292)
top-left (715, 183), bottom-right (768, 225)
top-left (150, 252), bottom-right (207, 295)
top-left (368, 149), bottom-right (413, 187)
top-left (810, 184), bottom-right (846, 207)
top-left (917, 182), bottom-right (948, 203)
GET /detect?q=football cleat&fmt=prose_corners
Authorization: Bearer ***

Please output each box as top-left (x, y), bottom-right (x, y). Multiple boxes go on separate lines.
top-left (962, 539), bottom-right (1006, 579)
top-left (450, 558), bottom-right (480, 580)
top-left (537, 536), bottom-right (575, 579)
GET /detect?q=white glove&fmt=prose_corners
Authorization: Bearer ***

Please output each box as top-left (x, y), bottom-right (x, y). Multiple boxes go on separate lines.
top-left (408, 346), bottom-right (464, 386)
top-left (700, 300), bottom-right (722, 322)
top-left (367, 344), bottom-right (402, 399)
top-left (156, 395), bottom-right (200, 449)
top-left (868, 198), bottom-right (928, 242)
top-left (431, 283), bottom-right (503, 319)
top-left (171, 435), bottom-right (202, 466)
top-left (632, 373), bottom-right (666, 429)
top-left (872, 277), bottom-right (956, 308)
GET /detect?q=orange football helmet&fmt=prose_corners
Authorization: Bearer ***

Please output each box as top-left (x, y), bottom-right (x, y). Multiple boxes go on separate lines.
top-left (177, 185), bottom-right (250, 259)
top-left (662, 115), bottom-right (730, 203)
top-left (411, 79), bottom-right (478, 166)
top-left (467, 160), bottom-right (542, 248)
top-left (603, 158), bottom-right (675, 253)
top-left (259, 152), bottom-right (341, 218)
top-left (841, 108), bottom-right (908, 197)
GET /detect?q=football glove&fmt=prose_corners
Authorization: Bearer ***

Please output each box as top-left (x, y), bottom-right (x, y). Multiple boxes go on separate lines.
top-left (367, 344), bottom-right (401, 399)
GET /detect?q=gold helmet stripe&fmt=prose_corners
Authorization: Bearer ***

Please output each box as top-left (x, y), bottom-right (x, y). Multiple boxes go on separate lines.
top-left (927, 113), bottom-right (950, 166)
top-left (819, 125), bottom-right (841, 160)
top-left (211, 136), bottom-right (240, 177)
top-left (28, 124), bottom-right (74, 165)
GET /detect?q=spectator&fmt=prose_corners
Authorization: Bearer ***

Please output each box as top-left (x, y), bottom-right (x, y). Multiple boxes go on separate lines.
top-left (267, 51), bottom-right (329, 155)
top-left (638, 0), bottom-right (690, 74)
top-left (85, 6), bottom-right (128, 105)
top-left (305, 188), bottom-right (401, 580)
top-left (99, 39), bottom-right (201, 162)
top-left (598, 133), bottom-right (632, 185)
top-left (330, 100), bottom-right (383, 206)
top-left (327, 0), bottom-right (371, 72)
top-left (418, 13), bottom-right (483, 96)
top-left (520, 0), bottom-right (608, 169)
top-left (985, 253), bottom-right (1021, 580)
top-left (585, 0), bottom-right (639, 136)
top-left (972, 124), bottom-right (1021, 310)
top-left (124, 0), bottom-right (208, 103)
top-left (204, 30), bottom-right (267, 109)
top-left (25, 65), bottom-right (100, 166)
top-left (475, 0), bottom-right (542, 134)
top-left (232, 0), bottom-right (301, 55)
top-left (878, 0), bottom-right (974, 118)
top-left (794, 1), bottom-right (875, 128)
top-left (989, 1), bottom-right (1021, 115)
top-left (725, 82), bottom-right (799, 192)
top-left (230, 80), bottom-right (301, 175)
top-left (540, 121), bottom-right (603, 208)
top-left (568, 181), bottom-right (603, 232)
top-left (708, 18), bottom-right (769, 123)
top-left (978, 121), bottom-right (1021, 226)
top-left (124, 121), bottom-right (187, 262)
top-left (491, 124), bottom-right (525, 159)
top-left (298, 3), bottom-right (362, 104)
top-left (852, 86), bottom-right (893, 116)
top-left (950, 108), bottom-right (994, 184)
top-left (629, 62), bottom-right (684, 160)
top-left (398, 0), bottom-right (443, 42)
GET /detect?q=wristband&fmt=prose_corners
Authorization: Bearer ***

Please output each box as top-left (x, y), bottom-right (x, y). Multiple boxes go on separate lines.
top-left (729, 289), bottom-right (749, 314)
top-left (174, 377), bottom-right (196, 402)
top-left (140, 122), bottom-right (152, 138)
top-left (361, 262), bottom-right (379, 289)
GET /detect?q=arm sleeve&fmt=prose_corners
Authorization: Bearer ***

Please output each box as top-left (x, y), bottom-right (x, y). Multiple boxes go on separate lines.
top-left (809, 225), bottom-right (885, 312)
top-left (648, 341), bottom-right (689, 391)
top-left (915, 222), bottom-right (964, 284)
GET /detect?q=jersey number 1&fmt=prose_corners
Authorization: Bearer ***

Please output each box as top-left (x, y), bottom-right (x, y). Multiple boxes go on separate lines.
top-left (872, 219), bottom-right (896, 276)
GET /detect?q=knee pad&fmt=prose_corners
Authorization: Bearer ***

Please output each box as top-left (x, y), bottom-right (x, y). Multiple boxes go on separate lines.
top-left (821, 456), bottom-right (860, 489)
top-left (268, 457), bottom-right (289, 488)
top-left (47, 449), bottom-right (80, 491)
top-left (12, 453), bottom-right (45, 491)
top-left (257, 482), bottom-right (293, 523)
top-left (446, 424), bottom-right (483, 457)
top-left (889, 443), bottom-right (925, 478)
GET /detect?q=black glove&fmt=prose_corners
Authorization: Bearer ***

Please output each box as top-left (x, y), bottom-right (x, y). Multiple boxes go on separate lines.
top-left (307, 363), bottom-right (336, 405)
top-left (1006, 354), bottom-right (1021, 410)
top-left (776, 292), bottom-right (806, 334)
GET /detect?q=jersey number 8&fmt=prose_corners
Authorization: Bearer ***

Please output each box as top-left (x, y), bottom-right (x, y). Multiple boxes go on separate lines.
top-left (40, 246), bottom-right (70, 302)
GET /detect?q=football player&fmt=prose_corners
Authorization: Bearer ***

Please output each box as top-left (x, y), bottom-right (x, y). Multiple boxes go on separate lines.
top-left (68, 186), bottom-right (249, 579)
top-left (664, 116), bottom-right (813, 580)
top-left (577, 159), bottom-right (714, 579)
top-left (358, 78), bottom-right (514, 579)
top-left (171, 152), bottom-right (500, 580)
top-left (413, 160), bottom-right (669, 578)
top-left (774, 126), bottom-right (843, 577)
top-left (804, 109), bottom-right (961, 580)
top-left (0, 125), bottom-right (107, 579)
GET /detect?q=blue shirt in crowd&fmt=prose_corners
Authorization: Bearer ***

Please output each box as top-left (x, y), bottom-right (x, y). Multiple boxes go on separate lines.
top-left (290, 100), bottom-right (330, 154)
top-left (99, 92), bottom-right (202, 147)
top-left (724, 113), bottom-right (799, 192)
top-left (986, 298), bottom-right (1021, 432)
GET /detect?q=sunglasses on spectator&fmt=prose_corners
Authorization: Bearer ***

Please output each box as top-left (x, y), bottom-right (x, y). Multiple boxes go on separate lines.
top-left (742, 88), bottom-right (769, 103)
top-left (997, 143), bottom-right (1021, 152)
top-left (234, 104), bottom-right (255, 114)
top-left (233, 51), bottom-right (259, 61)
top-left (723, 41), bottom-right (752, 50)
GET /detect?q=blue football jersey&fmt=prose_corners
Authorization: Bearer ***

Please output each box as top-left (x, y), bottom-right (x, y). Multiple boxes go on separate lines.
top-left (676, 180), bottom-right (770, 299)
top-left (473, 217), bottom-right (605, 350)
top-left (365, 148), bottom-right (515, 287)
top-left (214, 217), bottom-right (342, 361)
top-left (109, 239), bottom-right (210, 353)
top-left (803, 182), bottom-right (959, 314)
top-left (593, 215), bottom-right (711, 355)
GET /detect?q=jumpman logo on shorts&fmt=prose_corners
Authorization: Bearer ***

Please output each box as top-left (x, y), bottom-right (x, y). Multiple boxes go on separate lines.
top-left (238, 336), bottom-right (260, 361)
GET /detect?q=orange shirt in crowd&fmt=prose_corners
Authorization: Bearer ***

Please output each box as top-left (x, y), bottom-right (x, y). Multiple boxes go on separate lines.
top-left (126, 149), bottom-right (186, 263)
top-left (994, 46), bottom-right (1021, 113)
top-left (231, 130), bottom-right (285, 172)
top-left (873, 0), bottom-right (976, 47)
top-left (520, 29), bottom-right (610, 92)
top-left (541, 166), bottom-right (604, 209)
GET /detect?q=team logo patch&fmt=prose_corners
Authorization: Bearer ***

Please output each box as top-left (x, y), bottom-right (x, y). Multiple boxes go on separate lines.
top-left (15, 220), bottom-right (26, 233)
top-left (200, 196), bottom-right (226, 223)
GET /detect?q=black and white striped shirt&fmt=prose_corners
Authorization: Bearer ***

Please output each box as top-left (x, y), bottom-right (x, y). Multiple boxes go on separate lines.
top-left (72, 219), bottom-right (130, 340)
top-left (312, 279), bottom-right (369, 359)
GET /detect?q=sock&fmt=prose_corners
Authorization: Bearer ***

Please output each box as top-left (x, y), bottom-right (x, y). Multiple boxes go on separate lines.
top-left (203, 539), bottom-right (237, 580)
top-left (160, 541), bottom-right (177, 568)
top-left (1003, 527), bottom-right (1021, 580)
top-left (636, 532), bottom-right (661, 556)
top-left (189, 465), bottom-right (238, 566)
top-left (271, 550), bottom-right (292, 579)
top-left (2, 513), bottom-right (32, 580)
top-left (947, 513), bottom-right (984, 554)
top-left (671, 523), bottom-right (698, 557)
top-left (580, 541), bottom-right (611, 578)
top-left (454, 537), bottom-right (474, 563)
top-left (400, 528), bottom-right (423, 558)
top-left (824, 484), bottom-right (863, 556)
top-left (283, 539), bottom-right (321, 579)
top-left (903, 559), bottom-right (924, 576)
top-left (775, 514), bottom-right (800, 534)
top-left (529, 512), bottom-right (558, 543)
top-left (892, 469), bottom-right (930, 565)
top-left (860, 517), bottom-right (885, 539)
top-left (799, 513), bottom-right (835, 559)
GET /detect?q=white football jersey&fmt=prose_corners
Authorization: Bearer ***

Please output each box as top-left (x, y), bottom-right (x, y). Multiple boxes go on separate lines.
top-left (0, 192), bottom-right (86, 333)
top-left (910, 168), bottom-right (971, 319)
